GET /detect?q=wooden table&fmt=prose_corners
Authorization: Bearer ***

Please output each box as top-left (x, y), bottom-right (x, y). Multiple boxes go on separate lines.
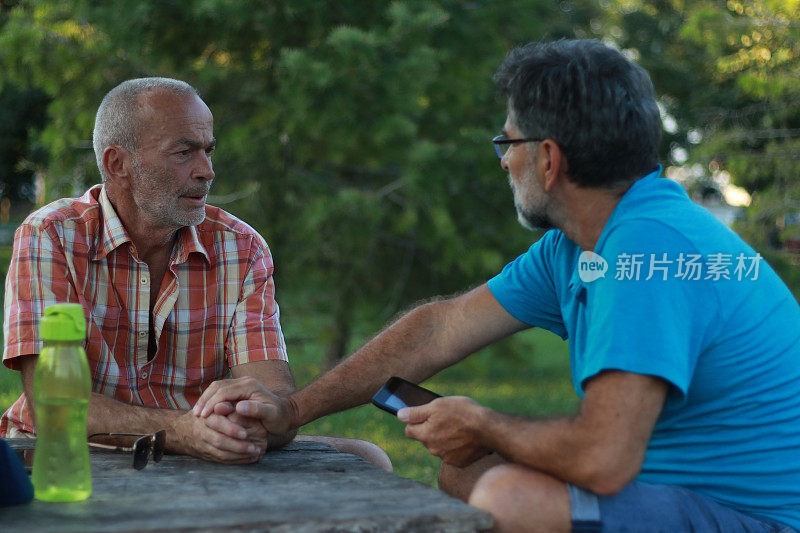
top-left (3, 438), bottom-right (493, 532)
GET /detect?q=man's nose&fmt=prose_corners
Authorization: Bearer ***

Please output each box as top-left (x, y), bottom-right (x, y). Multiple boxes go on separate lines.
top-left (500, 152), bottom-right (510, 172)
top-left (195, 152), bottom-right (215, 181)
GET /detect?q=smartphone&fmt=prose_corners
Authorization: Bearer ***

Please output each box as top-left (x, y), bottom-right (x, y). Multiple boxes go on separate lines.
top-left (372, 377), bottom-right (441, 416)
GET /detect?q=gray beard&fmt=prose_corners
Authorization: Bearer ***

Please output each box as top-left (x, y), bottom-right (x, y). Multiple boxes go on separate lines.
top-left (516, 204), bottom-right (554, 231)
top-left (131, 158), bottom-right (208, 228)
top-left (509, 174), bottom-right (554, 231)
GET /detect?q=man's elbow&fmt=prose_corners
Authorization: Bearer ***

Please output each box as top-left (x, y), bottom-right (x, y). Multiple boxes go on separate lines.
top-left (573, 451), bottom-right (642, 497)
top-left (267, 428), bottom-right (298, 451)
top-left (581, 472), bottom-right (635, 497)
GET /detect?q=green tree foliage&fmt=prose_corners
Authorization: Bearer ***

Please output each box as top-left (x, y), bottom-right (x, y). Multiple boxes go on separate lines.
top-left (607, 0), bottom-right (800, 250)
top-left (0, 0), bottom-right (601, 360)
top-left (0, 84), bottom-right (48, 201)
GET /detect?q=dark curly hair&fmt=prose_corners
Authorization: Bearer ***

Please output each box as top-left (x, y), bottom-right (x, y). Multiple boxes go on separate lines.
top-left (494, 39), bottom-right (661, 189)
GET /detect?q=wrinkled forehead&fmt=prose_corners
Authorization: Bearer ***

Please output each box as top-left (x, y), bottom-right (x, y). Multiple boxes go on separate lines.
top-left (135, 90), bottom-right (213, 147)
top-left (137, 89), bottom-right (211, 123)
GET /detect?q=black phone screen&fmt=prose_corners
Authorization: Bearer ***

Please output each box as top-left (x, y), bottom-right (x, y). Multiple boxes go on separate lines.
top-left (372, 377), bottom-right (441, 416)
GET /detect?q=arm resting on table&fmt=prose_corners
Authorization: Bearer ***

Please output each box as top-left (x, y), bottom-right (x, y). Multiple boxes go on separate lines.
top-left (19, 354), bottom-right (266, 464)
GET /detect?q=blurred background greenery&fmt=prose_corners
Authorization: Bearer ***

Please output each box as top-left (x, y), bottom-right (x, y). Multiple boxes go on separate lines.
top-left (1, 0), bottom-right (799, 486)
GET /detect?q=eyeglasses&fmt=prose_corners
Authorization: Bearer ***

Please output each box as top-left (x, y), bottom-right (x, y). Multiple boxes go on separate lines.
top-left (492, 135), bottom-right (543, 158)
top-left (88, 430), bottom-right (166, 470)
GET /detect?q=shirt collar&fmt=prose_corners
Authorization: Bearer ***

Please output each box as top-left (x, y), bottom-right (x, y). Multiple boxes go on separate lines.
top-left (93, 186), bottom-right (211, 265)
top-left (174, 222), bottom-right (211, 265)
top-left (591, 165), bottom-right (663, 254)
top-left (93, 186), bottom-right (131, 261)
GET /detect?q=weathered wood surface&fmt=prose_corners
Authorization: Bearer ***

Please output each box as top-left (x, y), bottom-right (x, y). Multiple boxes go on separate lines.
top-left (3, 439), bottom-right (493, 532)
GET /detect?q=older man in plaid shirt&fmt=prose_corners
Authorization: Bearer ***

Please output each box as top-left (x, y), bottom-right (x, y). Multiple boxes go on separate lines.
top-left (1, 78), bottom-right (389, 468)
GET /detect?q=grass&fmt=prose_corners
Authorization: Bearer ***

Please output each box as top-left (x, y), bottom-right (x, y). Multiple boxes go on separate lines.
top-left (0, 320), bottom-right (573, 487)
top-left (0, 363), bottom-right (22, 415)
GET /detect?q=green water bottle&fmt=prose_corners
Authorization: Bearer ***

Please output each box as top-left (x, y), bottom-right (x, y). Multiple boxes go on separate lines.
top-left (32, 303), bottom-right (92, 502)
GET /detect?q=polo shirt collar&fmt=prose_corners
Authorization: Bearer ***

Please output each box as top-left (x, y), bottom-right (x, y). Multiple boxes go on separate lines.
top-left (93, 186), bottom-right (211, 265)
top-left (592, 165), bottom-right (663, 254)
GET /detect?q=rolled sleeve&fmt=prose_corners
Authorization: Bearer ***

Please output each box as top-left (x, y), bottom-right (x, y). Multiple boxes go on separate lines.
top-left (4, 223), bottom-right (78, 370)
top-left (225, 245), bottom-right (288, 366)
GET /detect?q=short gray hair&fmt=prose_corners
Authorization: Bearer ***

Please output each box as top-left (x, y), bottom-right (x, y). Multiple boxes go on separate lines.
top-left (92, 77), bottom-right (199, 182)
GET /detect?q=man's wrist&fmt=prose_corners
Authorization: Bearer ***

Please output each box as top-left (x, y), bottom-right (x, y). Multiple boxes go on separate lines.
top-left (284, 393), bottom-right (304, 432)
top-left (474, 404), bottom-right (500, 453)
top-left (162, 410), bottom-right (193, 455)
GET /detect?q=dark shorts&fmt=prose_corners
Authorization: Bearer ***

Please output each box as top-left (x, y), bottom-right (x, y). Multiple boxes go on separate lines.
top-left (568, 482), bottom-right (796, 533)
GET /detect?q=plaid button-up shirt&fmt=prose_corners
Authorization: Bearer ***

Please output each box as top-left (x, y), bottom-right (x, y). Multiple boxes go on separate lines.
top-left (2, 185), bottom-right (287, 435)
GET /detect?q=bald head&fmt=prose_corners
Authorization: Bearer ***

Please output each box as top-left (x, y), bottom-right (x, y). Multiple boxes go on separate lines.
top-left (92, 77), bottom-right (200, 182)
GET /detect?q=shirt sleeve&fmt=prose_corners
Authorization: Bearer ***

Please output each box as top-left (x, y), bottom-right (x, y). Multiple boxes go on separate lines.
top-left (225, 239), bottom-right (288, 366)
top-left (487, 230), bottom-right (568, 338)
top-left (3, 222), bottom-right (79, 370)
top-left (578, 220), bottom-right (719, 400)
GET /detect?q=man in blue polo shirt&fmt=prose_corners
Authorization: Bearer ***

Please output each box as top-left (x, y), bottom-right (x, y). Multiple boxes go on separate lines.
top-left (193, 39), bottom-right (800, 532)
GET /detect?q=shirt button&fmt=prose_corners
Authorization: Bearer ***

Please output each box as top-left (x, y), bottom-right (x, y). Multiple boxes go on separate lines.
top-left (141, 370), bottom-right (148, 379)
top-left (140, 277), bottom-right (148, 285)
top-left (138, 331), bottom-right (147, 338)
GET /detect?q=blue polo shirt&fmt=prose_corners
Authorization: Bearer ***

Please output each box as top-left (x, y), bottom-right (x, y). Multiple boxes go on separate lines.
top-left (488, 169), bottom-right (800, 529)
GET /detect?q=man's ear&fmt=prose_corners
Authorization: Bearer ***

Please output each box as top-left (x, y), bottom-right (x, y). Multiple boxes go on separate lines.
top-left (103, 146), bottom-right (133, 190)
top-left (537, 140), bottom-right (567, 192)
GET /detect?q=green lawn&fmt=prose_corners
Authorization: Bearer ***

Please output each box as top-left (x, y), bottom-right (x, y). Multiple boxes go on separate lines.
top-left (0, 325), bottom-right (573, 487)
top-left (0, 362), bottom-right (21, 414)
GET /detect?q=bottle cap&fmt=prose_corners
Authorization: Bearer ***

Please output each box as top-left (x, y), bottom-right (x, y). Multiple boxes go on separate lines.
top-left (40, 303), bottom-right (87, 341)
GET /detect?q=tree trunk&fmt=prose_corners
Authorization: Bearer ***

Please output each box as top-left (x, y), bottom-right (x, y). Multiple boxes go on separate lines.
top-left (323, 289), bottom-right (354, 370)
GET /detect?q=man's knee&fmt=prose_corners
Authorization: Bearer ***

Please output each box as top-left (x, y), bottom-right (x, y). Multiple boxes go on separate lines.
top-left (468, 464), bottom-right (571, 533)
top-left (438, 452), bottom-right (506, 502)
top-left (468, 464), bottom-right (527, 513)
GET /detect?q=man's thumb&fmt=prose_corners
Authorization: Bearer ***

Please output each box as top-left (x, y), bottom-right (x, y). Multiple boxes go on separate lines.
top-left (397, 405), bottom-right (428, 424)
top-left (237, 400), bottom-right (279, 421)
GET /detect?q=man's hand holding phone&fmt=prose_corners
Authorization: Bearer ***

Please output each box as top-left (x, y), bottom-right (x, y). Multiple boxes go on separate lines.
top-left (372, 377), bottom-right (493, 467)
top-left (399, 396), bottom-right (494, 468)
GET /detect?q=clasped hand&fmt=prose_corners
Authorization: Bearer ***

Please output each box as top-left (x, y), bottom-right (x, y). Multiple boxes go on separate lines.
top-left (185, 377), bottom-right (292, 464)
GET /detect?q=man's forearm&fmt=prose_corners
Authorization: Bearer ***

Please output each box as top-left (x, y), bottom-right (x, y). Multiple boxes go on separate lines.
top-left (289, 285), bottom-right (527, 429)
top-left (481, 409), bottom-right (620, 491)
top-left (87, 392), bottom-right (185, 452)
top-left (290, 301), bottom-right (450, 428)
top-left (20, 354), bottom-right (184, 449)
top-left (402, 372), bottom-right (667, 496)
top-left (479, 372), bottom-right (667, 495)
